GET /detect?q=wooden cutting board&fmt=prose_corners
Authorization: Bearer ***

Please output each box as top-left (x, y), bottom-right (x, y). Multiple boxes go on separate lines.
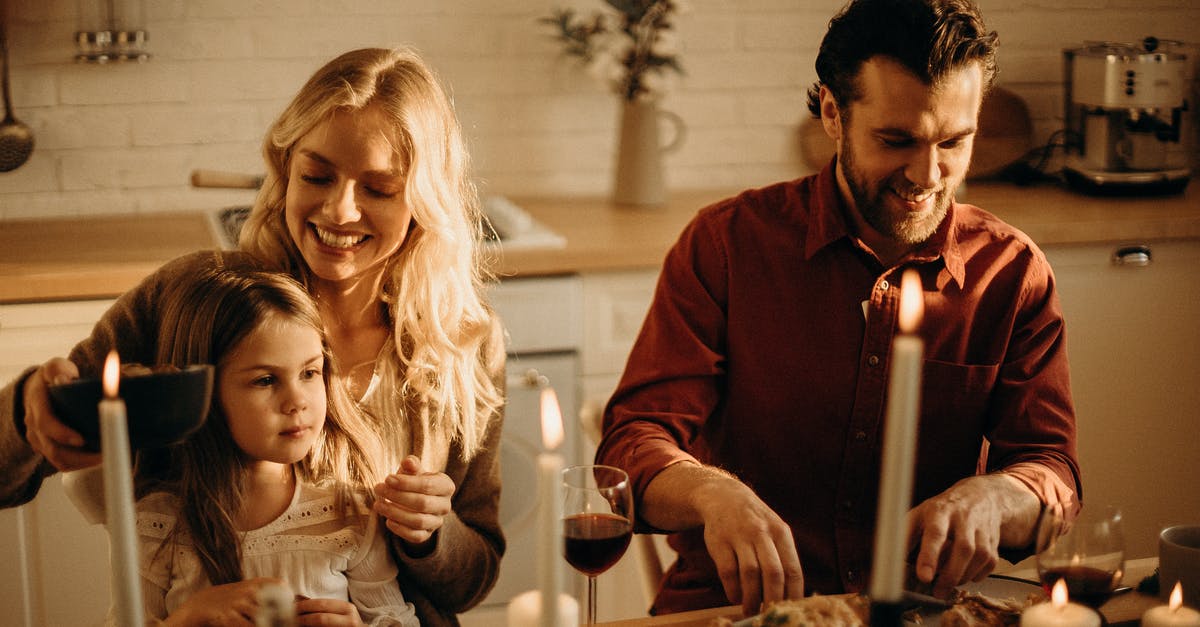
top-left (797, 86), bottom-right (1035, 180)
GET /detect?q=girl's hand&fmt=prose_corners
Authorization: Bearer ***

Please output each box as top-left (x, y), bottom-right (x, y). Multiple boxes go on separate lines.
top-left (373, 455), bottom-right (455, 553)
top-left (295, 597), bottom-right (363, 626)
top-left (22, 358), bottom-right (102, 471)
top-left (163, 577), bottom-right (283, 626)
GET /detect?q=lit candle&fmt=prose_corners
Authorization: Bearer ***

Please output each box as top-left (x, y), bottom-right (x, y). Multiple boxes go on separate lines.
top-left (100, 350), bottom-right (144, 626)
top-left (1142, 583), bottom-right (1200, 627)
top-left (1020, 579), bottom-right (1101, 627)
top-left (507, 590), bottom-right (579, 627)
top-left (538, 387), bottom-right (564, 627)
top-left (870, 269), bottom-right (924, 605)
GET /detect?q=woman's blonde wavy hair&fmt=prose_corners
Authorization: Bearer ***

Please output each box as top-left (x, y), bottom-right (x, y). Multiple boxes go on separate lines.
top-left (238, 47), bottom-right (503, 461)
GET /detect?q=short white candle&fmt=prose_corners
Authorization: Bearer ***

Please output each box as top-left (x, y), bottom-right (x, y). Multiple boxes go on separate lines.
top-left (1021, 579), bottom-right (1101, 627)
top-left (870, 269), bottom-right (923, 603)
top-left (507, 590), bottom-right (580, 627)
top-left (99, 351), bottom-right (144, 627)
top-left (538, 387), bottom-right (565, 627)
top-left (1143, 583), bottom-right (1200, 627)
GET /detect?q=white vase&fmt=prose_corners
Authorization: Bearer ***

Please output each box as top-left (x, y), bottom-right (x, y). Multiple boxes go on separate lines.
top-left (613, 99), bottom-right (685, 206)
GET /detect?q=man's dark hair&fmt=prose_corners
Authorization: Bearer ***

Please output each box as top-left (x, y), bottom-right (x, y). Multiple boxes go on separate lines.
top-left (804, 0), bottom-right (999, 117)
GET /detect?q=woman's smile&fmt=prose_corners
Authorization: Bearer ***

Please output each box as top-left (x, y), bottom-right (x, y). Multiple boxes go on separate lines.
top-left (311, 223), bottom-right (369, 250)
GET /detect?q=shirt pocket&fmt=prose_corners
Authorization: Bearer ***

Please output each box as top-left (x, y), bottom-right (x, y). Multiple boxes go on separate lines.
top-left (913, 358), bottom-right (1001, 498)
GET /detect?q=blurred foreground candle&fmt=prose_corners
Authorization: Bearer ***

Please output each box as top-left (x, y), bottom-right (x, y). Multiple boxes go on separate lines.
top-left (1142, 583), bottom-right (1200, 627)
top-left (539, 387), bottom-right (564, 627)
top-left (870, 269), bottom-right (924, 624)
top-left (508, 387), bottom-right (578, 627)
top-left (1021, 579), bottom-right (1100, 627)
top-left (100, 351), bottom-right (144, 626)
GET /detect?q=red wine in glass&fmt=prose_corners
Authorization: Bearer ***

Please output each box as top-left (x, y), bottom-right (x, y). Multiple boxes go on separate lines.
top-left (1039, 565), bottom-right (1121, 608)
top-left (563, 512), bottom-right (633, 576)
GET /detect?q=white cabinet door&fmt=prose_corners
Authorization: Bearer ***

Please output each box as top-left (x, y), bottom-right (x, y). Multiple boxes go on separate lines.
top-left (579, 270), bottom-right (660, 423)
top-left (0, 299), bottom-right (115, 627)
top-left (1044, 240), bottom-right (1200, 560)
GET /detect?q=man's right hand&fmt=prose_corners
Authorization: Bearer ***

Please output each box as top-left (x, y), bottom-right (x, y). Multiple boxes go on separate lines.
top-left (22, 357), bottom-right (101, 471)
top-left (696, 478), bottom-right (805, 615)
top-left (643, 463), bottom-right (805, 616)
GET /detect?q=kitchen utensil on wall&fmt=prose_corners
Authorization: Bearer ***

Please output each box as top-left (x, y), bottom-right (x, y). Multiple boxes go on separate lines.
top-left (1063, 36), bottom-right (1193, 195)
top-left (0, 1), bottom-right (34, 172)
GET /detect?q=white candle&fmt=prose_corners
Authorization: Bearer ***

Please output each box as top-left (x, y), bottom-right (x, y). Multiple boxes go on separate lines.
top-left (99, 351), bottom-right (144, 627)
top-left (870, 269), bottom-right (924, 603)
top-left (538, 387), bottom-right (565, 627)
top-left (507, 590), bottom-right (579, 627)
top-left (1143, 583), bottom-right (1200, 627)
top-left (1021, 579), bottom-right (1101, 627)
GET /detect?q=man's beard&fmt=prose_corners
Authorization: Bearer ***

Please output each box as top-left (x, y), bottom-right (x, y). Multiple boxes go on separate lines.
top-left (840, 140), bottom-right (952, 246)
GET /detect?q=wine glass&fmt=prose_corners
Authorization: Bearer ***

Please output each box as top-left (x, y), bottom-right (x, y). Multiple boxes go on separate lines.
top-left (561, 464), bottom-right (634, 625)
top-left (1035, 504), bottom-right (1125, 608)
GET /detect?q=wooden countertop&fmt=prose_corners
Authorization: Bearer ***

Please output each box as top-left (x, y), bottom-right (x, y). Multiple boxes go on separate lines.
top-left (597, 558), bottom-right (1164, 627)
top-left (1, 181), bottom-right (1198, 303)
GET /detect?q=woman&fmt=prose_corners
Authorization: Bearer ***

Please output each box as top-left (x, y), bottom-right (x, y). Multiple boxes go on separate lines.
top-left (1, 47), bottom-right (506, 626)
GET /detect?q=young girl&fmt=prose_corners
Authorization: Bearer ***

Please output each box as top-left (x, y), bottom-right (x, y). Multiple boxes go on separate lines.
top-left (71, 265), bottom-right (419, 626)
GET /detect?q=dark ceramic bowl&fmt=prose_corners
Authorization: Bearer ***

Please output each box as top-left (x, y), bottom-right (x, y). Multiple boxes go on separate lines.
top-left (47, 365), bottom-right (214, 452)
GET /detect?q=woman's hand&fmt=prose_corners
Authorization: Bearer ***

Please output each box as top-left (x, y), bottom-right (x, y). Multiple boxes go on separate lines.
top-left (295, 597), bottom-right (364, 626)
top-left (22, 357), bottom-right (101, 472)
top-left (373, 455), bottom-right (455, 554)
top-left (162, 577), bottom-right (283, 626)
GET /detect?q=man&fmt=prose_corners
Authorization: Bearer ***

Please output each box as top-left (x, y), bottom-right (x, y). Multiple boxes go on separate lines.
top-left (594, 0), bottom-right (1081, 617)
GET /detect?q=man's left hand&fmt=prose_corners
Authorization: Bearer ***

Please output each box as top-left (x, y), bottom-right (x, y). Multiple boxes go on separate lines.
top-left (906, 473), bottom-right (1039, 598)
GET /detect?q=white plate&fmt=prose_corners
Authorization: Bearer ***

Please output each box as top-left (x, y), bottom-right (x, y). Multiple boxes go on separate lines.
top-left (904, 575), bottom-right (1044, 626)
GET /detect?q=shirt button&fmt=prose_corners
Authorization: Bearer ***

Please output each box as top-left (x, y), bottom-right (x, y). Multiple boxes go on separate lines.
top-left (879, 280), bottom-right (889, 291)
top-left (867, 354), bottom-right (880, 367)
top-left (847, 570), bottom-right (857, 582)
top-left (854, 430), bottom-right (867, 441)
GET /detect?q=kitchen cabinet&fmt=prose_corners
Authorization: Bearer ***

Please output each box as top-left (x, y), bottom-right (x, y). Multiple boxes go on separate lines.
top-left (1041, 239), bottom-right (1200, 560)
top-left (0, 298), bottom-right (116, 627)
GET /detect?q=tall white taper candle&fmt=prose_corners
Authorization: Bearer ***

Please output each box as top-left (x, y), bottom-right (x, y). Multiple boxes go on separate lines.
top-left (870, 269), bottom-right (924, 603)
top-left (538, 387), bottom-right (565, 627)
top-left (100, 350), bottom-right (144, 626)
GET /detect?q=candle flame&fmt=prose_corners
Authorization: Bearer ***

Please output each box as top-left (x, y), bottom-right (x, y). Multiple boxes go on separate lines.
top-left (102, 350), bottom-right (120, 399)
top-left (898, 269), bottom-right (923, 334)
top-left (1170, 581), bottom-right (1183, 610)
top-left (540, 387), bottom-right (563, 450)
top-left (1051, 578), bottom-right (1068, 608)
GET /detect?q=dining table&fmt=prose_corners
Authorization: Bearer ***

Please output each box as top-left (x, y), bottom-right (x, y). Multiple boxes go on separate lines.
top-left (597, 557), bottom-right (1163, 626)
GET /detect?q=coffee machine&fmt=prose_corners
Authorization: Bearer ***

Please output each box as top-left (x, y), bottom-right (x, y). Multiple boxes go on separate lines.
top-left (1063, 37), bottom-right (1194, 194)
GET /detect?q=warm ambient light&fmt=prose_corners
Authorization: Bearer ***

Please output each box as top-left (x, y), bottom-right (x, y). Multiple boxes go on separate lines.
top-left (898, 269), bottom-right (924, 334)
top-left (1051, 578), bottom-right (1068, 608)
top-left (102, 350), bottom-right (120, 398)
top-left (540, 387), bottom-right (564, 450)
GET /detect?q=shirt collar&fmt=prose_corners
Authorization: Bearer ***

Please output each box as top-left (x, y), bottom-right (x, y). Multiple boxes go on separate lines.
top-left (804, 158), bottom-right (965, 289)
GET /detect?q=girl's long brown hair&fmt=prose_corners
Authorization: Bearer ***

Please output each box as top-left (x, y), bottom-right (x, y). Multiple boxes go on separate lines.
top-left (135, 267), bottom-right (382, 585)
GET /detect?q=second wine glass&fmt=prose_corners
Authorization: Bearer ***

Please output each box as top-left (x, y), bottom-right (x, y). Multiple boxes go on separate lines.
top-left (1035, 504), bottom-right (1125, 608)
top-left (561, 464), bottom-right (634, 625)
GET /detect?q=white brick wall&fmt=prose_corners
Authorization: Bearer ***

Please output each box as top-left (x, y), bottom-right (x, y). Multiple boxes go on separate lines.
top-left (0, 0), bottom-right (1197, 220)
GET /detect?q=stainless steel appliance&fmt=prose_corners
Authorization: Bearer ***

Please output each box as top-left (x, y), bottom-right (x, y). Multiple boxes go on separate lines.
top-left (1063, 37), bottom-right (1194, 194)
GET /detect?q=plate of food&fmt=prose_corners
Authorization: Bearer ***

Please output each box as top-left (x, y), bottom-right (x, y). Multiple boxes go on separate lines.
top-left (904, 575), bottom-right (1046, 626)
top-left (719, 576), bottom-right (1044, 627)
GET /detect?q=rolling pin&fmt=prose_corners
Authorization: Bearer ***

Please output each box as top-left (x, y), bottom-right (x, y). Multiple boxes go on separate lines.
top-left (190, 169), bottom-right (263, 189)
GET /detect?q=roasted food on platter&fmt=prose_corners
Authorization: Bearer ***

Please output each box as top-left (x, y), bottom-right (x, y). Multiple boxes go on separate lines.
top-left (910, 588), bottom-right (1044, 626)
top-left (712, 586), bottom-right (1044, 626)
top-left (714, 594), bottom-right (868, 626)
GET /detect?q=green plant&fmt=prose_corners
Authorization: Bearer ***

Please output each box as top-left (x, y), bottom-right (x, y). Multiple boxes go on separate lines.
top-left (540, 0), bottom-right (684, 101)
